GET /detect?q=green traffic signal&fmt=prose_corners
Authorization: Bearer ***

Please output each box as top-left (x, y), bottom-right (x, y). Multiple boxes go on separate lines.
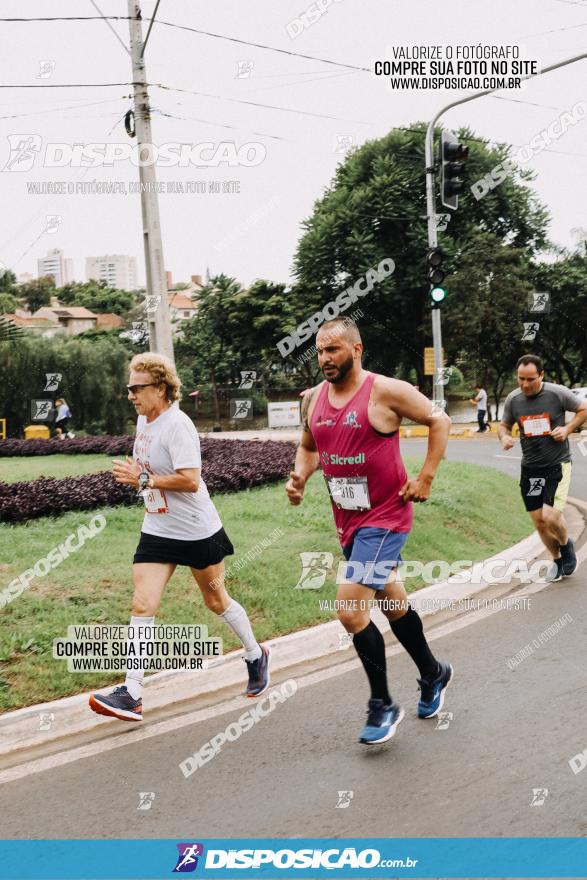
top-left (430, 286), bottom-right (447, 305)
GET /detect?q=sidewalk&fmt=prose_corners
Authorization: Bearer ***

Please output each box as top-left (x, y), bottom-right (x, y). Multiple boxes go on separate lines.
top-left (1, 497), bottom-right (585, 763)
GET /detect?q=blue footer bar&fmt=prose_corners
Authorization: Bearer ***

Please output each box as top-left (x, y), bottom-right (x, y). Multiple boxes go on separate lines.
top-left (0, 838), bottom-right (586, 879)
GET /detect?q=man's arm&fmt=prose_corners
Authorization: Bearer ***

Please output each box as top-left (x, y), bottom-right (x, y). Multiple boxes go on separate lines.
top-left (551, 402), bottom-right (587, 441)
top-left (382, 379), bottom-right (451, 502)
top-left (497, 421), bottom-right (516, 450)
top-left (285, 387), bottom-right (321, 506)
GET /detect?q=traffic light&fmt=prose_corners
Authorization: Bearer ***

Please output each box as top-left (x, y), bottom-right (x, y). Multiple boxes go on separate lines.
top-left (427, 249), bottom-right (447, 308)
top-left (430, 285), bottom-right (447, 307)
top-left (440, 130), bottom-right (469, 210)
top-left (427, 248), bottom-right (444, 285)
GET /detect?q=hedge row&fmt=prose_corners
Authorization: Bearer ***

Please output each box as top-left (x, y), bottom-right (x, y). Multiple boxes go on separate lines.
top-left (0, 436), bottom-right (134, 457)
top-left (0, 440), bottom-right (297, 523)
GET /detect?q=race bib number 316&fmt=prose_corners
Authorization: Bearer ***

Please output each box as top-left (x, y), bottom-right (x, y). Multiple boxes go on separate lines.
top-left (520, 413), bottom-right (551, 437)
top-left (326, 476), bottom-right (371, 511)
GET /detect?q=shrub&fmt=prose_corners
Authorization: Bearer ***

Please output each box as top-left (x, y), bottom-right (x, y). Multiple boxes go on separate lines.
top-left (0, 439), bottom-right (297, 522)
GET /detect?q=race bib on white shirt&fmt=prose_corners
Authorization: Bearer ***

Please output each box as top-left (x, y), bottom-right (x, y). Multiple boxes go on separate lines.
top-left (520, 413), bottom-right (551, 437)
top-left (326, 476), bottom-right (371, 511)
top-left (141, 487), bottom-right (168, 514)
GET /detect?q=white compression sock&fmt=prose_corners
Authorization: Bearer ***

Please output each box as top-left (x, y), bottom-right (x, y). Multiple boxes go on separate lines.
top-left (124, 615), bottom-right (155, 699)
top-left (219, 600), bottom-right (262, 662)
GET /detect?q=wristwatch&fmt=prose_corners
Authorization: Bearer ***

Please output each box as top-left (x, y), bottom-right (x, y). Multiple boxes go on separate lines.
top-left (137, 471), bottom-right (152, 494)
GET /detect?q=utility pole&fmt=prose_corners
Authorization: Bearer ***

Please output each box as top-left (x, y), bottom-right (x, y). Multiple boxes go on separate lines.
top-left (127, 0), bottom-right (175, 363)
top-left (425, 50), bottom-right (587, 412)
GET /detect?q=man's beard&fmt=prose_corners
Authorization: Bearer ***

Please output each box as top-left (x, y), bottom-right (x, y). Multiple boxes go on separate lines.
top-left (322, 354), bottom-right (354, 384)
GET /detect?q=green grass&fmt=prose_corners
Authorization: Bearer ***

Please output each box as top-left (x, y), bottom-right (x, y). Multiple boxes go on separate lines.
top-left (0, 456), bottom-right (532, 711)
top-left (0, 454), bottom-right (115, 482)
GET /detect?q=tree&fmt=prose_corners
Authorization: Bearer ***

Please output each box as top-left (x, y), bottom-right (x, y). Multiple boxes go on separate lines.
top-left (0, 292), bottom-right (18, 314)
top-left (0, 335), bottom-right (131, 436)
top-left (441, 231), bottom-right (533, 413)
top-left (0, 268), bottom-right (17, 293)
top-left (57, 280), bottom-right (135, 316)
top-left (176, 275), bottom-right (242, 422)
top-left (529, 243), bottom-right (587, 386)
top-left (21, 276), bottom-right (55, 313)
top-left (290, 124), bottom-right (549, 387)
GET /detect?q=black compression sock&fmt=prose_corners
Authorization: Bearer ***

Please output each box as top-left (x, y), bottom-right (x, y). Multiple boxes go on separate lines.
top-left (390, 606), bottom-right (439, 680)
top-left (352, 621), bottom-right (391, 704)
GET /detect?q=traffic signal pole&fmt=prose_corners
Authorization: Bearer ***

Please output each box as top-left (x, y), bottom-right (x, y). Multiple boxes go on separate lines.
top-left (424, 49), bottom-right (587, 412)
top-left (127, 0), bottom-right (175, 363)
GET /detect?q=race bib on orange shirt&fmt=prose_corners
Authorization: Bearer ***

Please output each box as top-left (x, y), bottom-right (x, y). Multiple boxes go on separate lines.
top-left (519, 413), bottom-right (551, 437)
top-left (141, 487), bottom-right (169, 514)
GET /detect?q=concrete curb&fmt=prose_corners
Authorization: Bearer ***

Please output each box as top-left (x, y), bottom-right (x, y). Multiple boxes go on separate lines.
top-left (3, 498), bottom-right (585, 761)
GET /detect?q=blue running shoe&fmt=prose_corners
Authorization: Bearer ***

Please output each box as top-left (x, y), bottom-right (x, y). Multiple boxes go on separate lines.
top-left (417, 662), bottom-right (453, 719)
top-left (245, 644), bottom-right (271, 697)
top-left (560, 539), bottom-right (578, 577)
top-left (89, 685), bottom-right (143, 722)
top-left (358, 698), bottom-right (404, 744)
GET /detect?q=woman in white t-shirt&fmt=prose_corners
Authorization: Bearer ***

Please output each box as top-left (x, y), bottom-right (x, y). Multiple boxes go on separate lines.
top-left (89, 353), bottom-right (270, 722)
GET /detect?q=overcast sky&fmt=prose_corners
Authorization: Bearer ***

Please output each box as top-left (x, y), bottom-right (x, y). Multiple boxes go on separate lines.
top-left (0, 0), bottom-right (585, 288)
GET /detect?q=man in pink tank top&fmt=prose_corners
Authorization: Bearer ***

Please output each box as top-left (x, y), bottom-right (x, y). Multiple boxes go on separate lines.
top-left (286, 317), bottom-right (453, 745)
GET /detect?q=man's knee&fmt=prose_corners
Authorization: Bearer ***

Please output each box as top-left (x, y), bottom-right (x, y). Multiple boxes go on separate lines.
top-left (337, 607), bottom-right (369, 633)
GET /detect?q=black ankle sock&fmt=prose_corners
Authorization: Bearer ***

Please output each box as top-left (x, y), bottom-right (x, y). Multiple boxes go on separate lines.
top-left (390, 606), bottom-right (439, 679)
top-left (352, 621), bottom-right (391, 704)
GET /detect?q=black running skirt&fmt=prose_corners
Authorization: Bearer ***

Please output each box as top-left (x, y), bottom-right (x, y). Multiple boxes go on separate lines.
top-left (133, 527), bottom-right (234, 569)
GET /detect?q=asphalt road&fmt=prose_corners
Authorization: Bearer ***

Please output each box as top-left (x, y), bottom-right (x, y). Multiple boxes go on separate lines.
top-left (1, 435), bottom-right (586, 842)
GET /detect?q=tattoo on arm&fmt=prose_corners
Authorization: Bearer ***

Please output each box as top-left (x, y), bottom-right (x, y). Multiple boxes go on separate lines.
top-left (301, 387), bottom-right (316, 431)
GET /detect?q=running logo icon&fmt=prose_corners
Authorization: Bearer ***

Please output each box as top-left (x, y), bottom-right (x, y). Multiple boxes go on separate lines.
top-left (238, 370), bottom-right (256, 389)
top-left (528, 291), bottom-right (551, 314)
top-left (530, 788), bottom-right (548, 806)
top-left (335, 790), bottom-right (354, 808)
top-left (137, 792), bottom-right (155, 810)
top-left (230, 399), bottom-right (253, 419)
top-left (294, 552), bottom-right (333, 590)
top-left (343, 409), bottom-right (361, 428)
top-left (3, 134), bottom-right (42, 172)
top-left (522, 322), bottom-right (539, 342)
top-left (173, 843), bottom-right (204, 873)
top-left (435, 711), bottom-right (453, 730)
top-left (44, 373), bottom-right (61, 391)
top-left (527, 477), bottom-right (546, 497)
top-left (31, 400), bottom-right (52, 421)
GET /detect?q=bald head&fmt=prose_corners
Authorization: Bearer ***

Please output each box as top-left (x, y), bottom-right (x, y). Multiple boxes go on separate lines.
top-left (316, 317), bottom-right (363, 384)
top-left (318, 317), bottom-right (362, 346)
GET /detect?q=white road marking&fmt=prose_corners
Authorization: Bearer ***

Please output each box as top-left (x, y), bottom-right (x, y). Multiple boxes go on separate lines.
top-left (495, 454), bottom-right (522, 459)
top-left (0, 572), bottom-right (565, 786)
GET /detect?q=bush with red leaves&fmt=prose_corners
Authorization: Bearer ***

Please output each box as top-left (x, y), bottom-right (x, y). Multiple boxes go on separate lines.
top-left (0, 439), bottom-right (297, 523)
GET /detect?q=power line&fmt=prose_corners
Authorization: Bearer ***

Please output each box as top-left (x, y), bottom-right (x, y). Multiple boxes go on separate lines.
top-left (0, 82), bottom-right (137, 89)
top-left (155, 20), bottom-right (370, 73)
top-left (151, 107), bottom-right (290, 141)
top-left (153, 83), bottom-right (375, 124)
top-left (0, 14), bottom-right (370, 73)
top-left (142, 0), bottom-right (162, 56)
top-left (0, 96), bottom-right (129, 121)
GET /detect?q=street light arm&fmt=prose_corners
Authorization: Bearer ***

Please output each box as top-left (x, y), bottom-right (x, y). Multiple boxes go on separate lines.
top-left (425, 49), bottom-right (587, 408)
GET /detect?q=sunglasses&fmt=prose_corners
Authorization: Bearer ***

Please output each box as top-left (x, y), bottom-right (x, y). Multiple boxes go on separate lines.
top-left (127, 383), bottom-right (158, 394)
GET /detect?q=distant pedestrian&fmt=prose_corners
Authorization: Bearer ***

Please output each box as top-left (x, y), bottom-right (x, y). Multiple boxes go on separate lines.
top-left (54, 398), bottom-right (74, 438)
top-left (469, 385), bottom-right (488, 432)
